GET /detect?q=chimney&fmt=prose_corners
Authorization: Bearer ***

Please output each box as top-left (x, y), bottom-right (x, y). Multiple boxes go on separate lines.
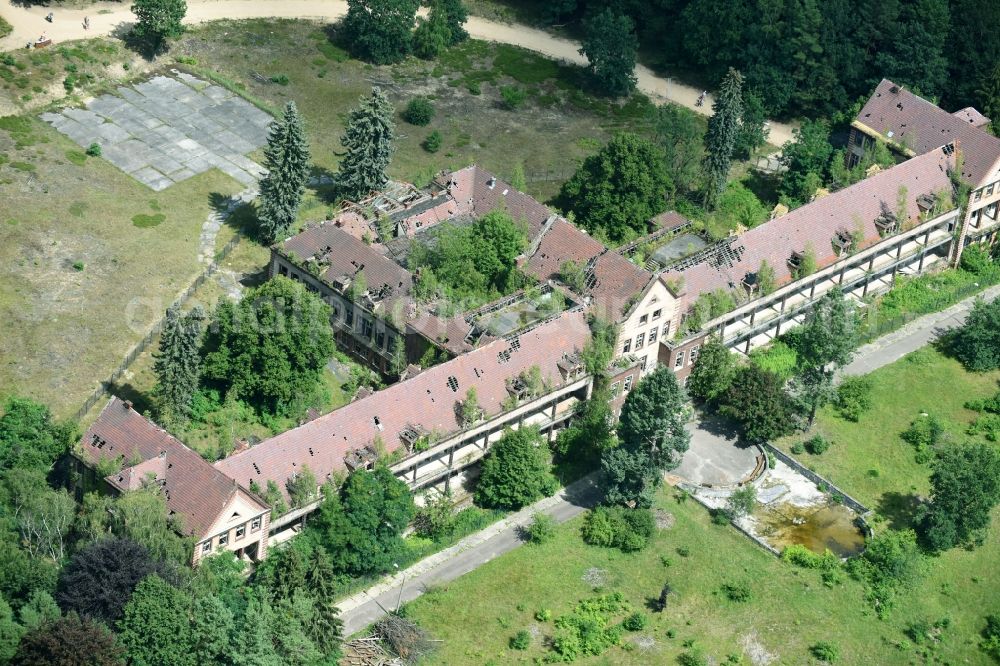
top-left (123, 400), bottom-right (133, 411)
top-left (487, 177), bottom-right (497, 190)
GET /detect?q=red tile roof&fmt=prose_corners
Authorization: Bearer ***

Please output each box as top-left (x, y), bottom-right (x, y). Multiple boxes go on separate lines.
top-left (78, 398), bottom-right (265, 539)
top-left (588, 251), bottom-right (656, 322)
top-left (953, 107), bottom-right (991, 129)
top-left (523, 218), bottom-right (605, 282)
top-left (438, 165), bottom-right (554, 240)
top-left (214, 310), bottom-right (591, 499)
top-left (665, 146), bottom-right (957, 304)
top-left (855, 79), bottom-right (1000, 187)
top-left (651, 211), bottom-right (691, 231)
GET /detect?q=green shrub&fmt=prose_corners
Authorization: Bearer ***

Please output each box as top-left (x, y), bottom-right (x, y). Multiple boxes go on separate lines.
top-left (581, 506), bottom-right (655, 552)
top-left (721, 581), bottom-right (752, 602)
top-left (500, 85), bottom-right (526, 110)
top-left (269, 74), bottom-right (290, 85)
top-left (132, 213), bottom-right (166, 228)
top-left (403, 97), bottom-right (435, 125)
top-left (467, 81), bottom-right (481, 95)
top-left (805, 434), bottom-right (830, 455)
top-left (781, 544), bottom-right (840, 570)
top-left (509, 629), bottom-right (531, 650)
top-left (525, 513), bottom-right (555, 544)
top-left (790, 442), bottom-right (805, 455)
top-left (63, 75), bottom-right (76, 93)
top-left (549, 592), bottom-right (629, 661)
top-left (748, 340), bottom-right (798, 379)
top-left (981, 614), bottom-right (1000, 660)
top-left (72, 261), bottom-right (85, 271)
top-left (86, 142), bottom-right (102, 157)
top-left (423, 130), bottom-right (443, 153)
top-left (960, 243), bottom-right (995, 276)
top-left (836, 376), bottom-right (873, 421)
top-left (900, 414), bottom-right (944, 464)
top-left (810, 641), bottom-right (839, 662)
top-left (622, 611), bottom-right (647, 631)
top-left (535, 608), bottom-right (552, 622)
top-left (677, 648), bottom-right (707, 666)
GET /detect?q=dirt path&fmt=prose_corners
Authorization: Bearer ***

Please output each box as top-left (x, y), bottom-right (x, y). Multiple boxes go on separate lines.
top-left (0, 0), bottom-right (797, 145)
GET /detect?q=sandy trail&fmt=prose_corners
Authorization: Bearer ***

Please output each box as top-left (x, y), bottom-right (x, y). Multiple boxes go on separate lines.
top-left (0, 0), bottom-right (796, 144)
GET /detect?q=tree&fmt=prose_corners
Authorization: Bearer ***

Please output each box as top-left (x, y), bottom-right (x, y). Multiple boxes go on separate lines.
top-left (733, 89), bottom-right (769, 160)
top-left (79, 489), bottom-right (192, 565)
top-left (412, 1), bottom-right (451, 59)
top-left (256, 102), bottom-right (311, 245)
top-left (56, 537), bottom-right (168, 625)
top-left (616, 366), bottom-right (690, 471)
top-left (312, 467), bottom-right (415, 577)
top-left (0, 541), bottom-right (58, 615)
top-left (919, 441), bottom-right (1000, 551)
top-left (439, 0), bottom-right (468, 45)
top-left (153, 305), bottom-right (204, 425)
top-left (460, 387), bottom-right (480, 426)
top-left (603, 367), bottom-right (690, 507)
top-left (190, 595), bottom-right (234, 665)
top-left (286, 465), bottom-right (319, 509)
top-left (343, 0), bottom-right (419, 64)
top-left (0, 397), bottom-right (74, 476)
top-left (686, 337), bottom-right (736, 405)
top-left (712, 181), bottom-right (768, 231)
top-left (4, 470), bottom-right (75, 561)
top-left (846, 529), bottom-right (924, 617)
top-left (975, 64), bottom-right (1000, 127)
top-left (201, 276), bottom-right (334, 417)
top-left (13, 615), bottom-right (124, 666)
top-left (724, 485), bottom-right (756, 522)
top-left (475, 427), bottom-right (558, 511)
top-left (118, 575), bottom-right (194, 666)
top-left (335, 87), bottom-right (396, 201)
top-left (793, 292), bottom-right (857, 426)
top-left (874, 0), bottom-right (949, 100)
top-left (18, 590), bottom-right (60, 632)
top-left (579, 9), bottom-right (638, 97)
top-left (720, 365), bottom-right (797, 443)
top-left (302, 550), bottom-right (343, 659)
top-left (703, 68), bottom-right (744, 206)
top-left (558, 132), bottom-right (670, 243)
top-left (231, 590), bottom-right (281, 666)
top-left (779, 119), bottom-right (833, 205)
top-left (0, 598), bottom-right (23, 664)
top-left (553, 384), bottom-right (615, 479)
top-left (652, 105), bottom-right (704, 200)
top-left (130, 0), bottom-right (186, 53)
top-left (273, 592), bottom-right (322, 666)
top-left (950, 297), bottom-right (1000, 372)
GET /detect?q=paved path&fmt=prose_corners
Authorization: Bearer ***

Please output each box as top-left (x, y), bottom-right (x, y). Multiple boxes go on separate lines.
top-left (337, 473), bottom-right (601, 636)
top-left (842, 283), bottom-right (1000, 376)
top-left (0, 0), bottom-right (796, 145)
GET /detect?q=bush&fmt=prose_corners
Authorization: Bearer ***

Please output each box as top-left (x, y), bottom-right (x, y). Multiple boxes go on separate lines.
top-left (422, 129), bottom-right (442, 153)
top-left (525, 513), bottom-right (556, 544)
top-left (836, 376), bottom-right (872, 421)
top-left (500, 85), bottom-right (526, 110)
top-left (721, 581), bottom-right (752, 602)
top-left (85, 142), bottom-right (102, 157)
top-left (535, 608), bottom-right (552, 622)
top-left (622, 611), bottom-right (647, 631)
top-left (724, 485), bottom-right (757, 522)
top-left (950, 297), bottom-right (1000, 371)
top-left (269, 74), bottom-right (289, 85)
top-left (960, 242), bottom-right (995, 276)
top-left (403, 97), bottom-right (435, 125)
top-left (581, 506), bottom-right (655, 552)
top-left (810, 641), bottom-right (839, 662)
top-left (790, 442), bottom-right (805, 455)
top-left (900, 414), bottom-right (944, 464)
top-left (805, 434), bottom-right (830, 455)
top-left (510, 629), bottom-right (531, 650)
top-left (72, 261), bottom-right (85, 271)
top-left (982, 614), bottom-right (1000, 660)
top-left (677, 648), bottom-right (707, 666)
top-left (781, 544), bottom-right (839, 570)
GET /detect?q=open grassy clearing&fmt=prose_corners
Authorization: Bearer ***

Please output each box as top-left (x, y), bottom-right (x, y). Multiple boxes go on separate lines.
top-left (0, 114), bottom-right (243, 419)
top-left (403, 347), bottom-right (1000, 665)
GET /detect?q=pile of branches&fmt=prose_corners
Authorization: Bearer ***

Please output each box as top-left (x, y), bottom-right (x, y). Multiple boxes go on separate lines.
top-left (374, 614), bottom-right (437, 665)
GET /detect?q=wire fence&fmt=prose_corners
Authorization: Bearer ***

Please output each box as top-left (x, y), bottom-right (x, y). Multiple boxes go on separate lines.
top-left (855, 277), bottom-right (999, 346)
top-left (72, 233), bottom-right (244, 423)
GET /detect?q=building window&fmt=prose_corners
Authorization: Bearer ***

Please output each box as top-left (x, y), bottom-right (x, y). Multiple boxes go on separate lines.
top-left (218, 532), bottom-right (229, 547)
top-left (278, 265), bottom-right (288, 277)
top-left (622, 339), bottom-right (631, 354)
top-left (635, 333), bottom-right (645, 350)
top-left (251, 517), bottom-right (262, 533)
top-left (376, 330), bottom-right (386, 348)
top-left (975, 190), bottom-right (983, 202)
top-left (346, 307), bottom-right (354, 326)
top-left (988, 183), bottom-right (996, 196)
top-left (331, 303), bottom-right (340, 318)
top-left (640, 356), bottom-right (648, 370)
top-left (235, 525), bottom-right (246, 541)
top-left (361, 319), bottom-right (374, 339)
top-left (674, 351), bottom-right (685, 369)
top-left (639, 314), bottom-right (648, 324)
top-left (623, 375), bottom-right (633, 393)
top-left (649, 326), bottom-right (658, 344)
top-left (662, 321), bottom-right (671, 337)
top-left (201, 541), bottom-right (212, 554)
top-left (610, 381), bottom-right (620, 397)
top-left (690, 346), bottom-right (700, 365)
top-left (652, 309), bottom-right (661, 320)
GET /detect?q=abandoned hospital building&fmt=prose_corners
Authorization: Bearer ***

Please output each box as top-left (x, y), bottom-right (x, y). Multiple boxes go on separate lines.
top-left (74, 79), bottom-right (1000, 564)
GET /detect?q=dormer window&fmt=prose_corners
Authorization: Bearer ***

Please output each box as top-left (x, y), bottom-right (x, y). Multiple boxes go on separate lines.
top-left (787, 251), bottom-right (803, 271)
top-left (916, 193), bottom-right (937, 213)
top-left (832, 229), bottom-right (854, 256)
top-left (874, 201), bottom-right (899, 237)
top-left (741, 271), bottom-right (759, 295)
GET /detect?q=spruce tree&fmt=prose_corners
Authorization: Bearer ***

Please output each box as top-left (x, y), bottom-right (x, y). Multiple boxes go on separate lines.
top-left (153, 304), bottom-right (204, 425)
top-left (336, 87), bottom-right (396, 202)
top-left (703, 68), bottom-right (744, 207)
top-left (256, 102), bottom-right (311, 245)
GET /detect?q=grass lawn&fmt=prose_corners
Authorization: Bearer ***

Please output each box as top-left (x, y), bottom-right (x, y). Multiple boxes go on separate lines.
top-left (403, 346), bottom-right (1000, 665)
top-left (0, 116), bottom-right (243, 419)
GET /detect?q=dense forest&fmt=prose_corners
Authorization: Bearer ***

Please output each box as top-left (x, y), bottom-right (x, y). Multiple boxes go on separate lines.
top-left (541, 0), bottom-right (1000, 121)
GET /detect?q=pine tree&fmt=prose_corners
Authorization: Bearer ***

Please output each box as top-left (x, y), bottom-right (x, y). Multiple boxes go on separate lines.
top-left (256, 102), bottom-right (311, 245)
top-left (232, 592), bottom-right (282, 666)
top-left (703, 68), bottom-right (744, 207)
top-left (153, 304), bottom-right (205, 425)
top-left (336, 87), bottom-right (396, 202)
